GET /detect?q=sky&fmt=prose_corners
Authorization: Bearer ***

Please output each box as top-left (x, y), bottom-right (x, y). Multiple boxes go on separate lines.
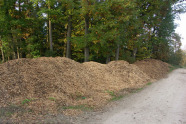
top-left (175, 13), bottom-right (186, 50)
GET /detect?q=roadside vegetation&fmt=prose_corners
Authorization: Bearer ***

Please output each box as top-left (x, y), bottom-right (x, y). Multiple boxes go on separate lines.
top-left (181, 50), bottom-right (186, 67)
top-left (168, 50), bottom-right (186, 71)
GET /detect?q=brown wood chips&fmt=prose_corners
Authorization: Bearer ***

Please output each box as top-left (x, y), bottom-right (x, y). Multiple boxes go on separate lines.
top-left (0, 57), bottom-right (170, 122)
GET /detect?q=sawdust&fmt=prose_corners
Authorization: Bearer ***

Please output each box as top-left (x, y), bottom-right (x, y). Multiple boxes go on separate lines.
top-left (0, 57), bottom-right (170, 122)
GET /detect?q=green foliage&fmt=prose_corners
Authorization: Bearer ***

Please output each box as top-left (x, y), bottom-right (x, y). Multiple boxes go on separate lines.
top-left (0, 0), bottom-right (184, 64)
top-left (120, 51), bottom-right (136, 64)
top-left (45, 50), bottom-right (57, 57)
top-left (168, 50), bottom-right (183, 65)
top-left (181, 50), bottom-right (186, 67)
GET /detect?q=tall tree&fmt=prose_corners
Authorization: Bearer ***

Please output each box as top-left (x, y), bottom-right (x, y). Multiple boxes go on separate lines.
top-left (47, 0), bottom-right (53, 51)
top-left (0, 0), bottom-right (185, 64)
top-left (81, 0), bottom-right (91, 62)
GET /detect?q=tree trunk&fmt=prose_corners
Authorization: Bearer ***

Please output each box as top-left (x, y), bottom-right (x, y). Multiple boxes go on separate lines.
top-left (13, 51), bottom-right (17, 60)
top-left (1, 46), bottom-right (4, 62)
top-left (11, 33), bottom-right (17, 60)
top-left (66, 15), bottom-right (72, 58)
top-left (133, 48), bottom-right (138, 60)
top-left (17, 46), bottom-right (20, 59)
top-left (47, 21), bottom-right (49, 43)
top-left (106, 55), bottom-right (111, 64)
top-left (115, 44), bottom-right (120, 61)
top-left (0, 36), bottom-right (4, 62)
top-left (1, 45), bottom-right (5, 62)
top-left (48, 4), bottom-right (53, 51)
top-left (84, 13), bottom-right (89, 62)
top-left (84, 47), bottom-right (89, 62)
top-left (49, 19), bottom-right (53, 51)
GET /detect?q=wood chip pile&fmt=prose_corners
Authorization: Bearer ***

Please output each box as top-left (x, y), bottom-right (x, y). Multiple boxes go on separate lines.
top-left (134, 59), bottom-right (171, 80)
top-left (0, 57), bottom-right (170, 122)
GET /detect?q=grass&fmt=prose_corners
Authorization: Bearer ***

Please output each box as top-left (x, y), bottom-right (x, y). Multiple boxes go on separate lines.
top-left (106, 90), bottom-right (116, 97)
top-left (106, 90), bottom-right (124, 101)
top-left (129, 87), bottom-right (144, 93)
top-left (135, 88), bottom-right (143, 92)
top-left (48, 97), bottom-right (56, 101)
top-left (21, 99), bottom-right (33, 105)
top-left (147, 82), bottom-right (152, 85)
top-left (5, 112), bottom-right (13, 117)
top-left (110, 95), bottom-right (123, 101)
top-left (62, 105), bottom-right (93, 111)
top-left (75, 92), bottom-right (87, 100)
top-left (107, 82), bottom-right (154, 102)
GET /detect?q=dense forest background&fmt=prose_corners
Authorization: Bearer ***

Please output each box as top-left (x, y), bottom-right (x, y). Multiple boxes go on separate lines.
top-left (0, 0), bottom-right (185, 65)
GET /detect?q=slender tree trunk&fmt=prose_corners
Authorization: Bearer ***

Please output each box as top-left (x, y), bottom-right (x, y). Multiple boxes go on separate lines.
top-left (66, 15), bottom-right (72, 58)
top-left (48, 4), bottom-right (53, 51)
top-left (133, 48), bottom-right (138, 60)
top-left (47, 21), bottom-right (49, 43)
top-left (1, 46), bottom-right (4, 62)
top-left (106, 55), bottom-right (111, 64)
top-left (13, 51), bottom-right (17, 59)
top-left (84, 47), bottom-right (89, 61)
top-left (17, 46), bottom-right (20, 59)
top-left (49, 19), bottom-right (53, 51)
top-left (84, 13), bottom-right (89, 62)
top-left (115, 44), bottom-right (120, 60)
top-left (0, 36), bottom-right (4, 62)
top-left (63, 36), bottom-right (66, 57)
top-left (11, 34), bottom-right (17, 59)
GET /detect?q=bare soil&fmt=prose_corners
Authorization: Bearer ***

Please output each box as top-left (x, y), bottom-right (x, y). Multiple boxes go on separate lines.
top-left (0, 57), bottom-right (170, 123)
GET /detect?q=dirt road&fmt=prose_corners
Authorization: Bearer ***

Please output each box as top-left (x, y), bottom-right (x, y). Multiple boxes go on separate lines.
top-left (81, 69), bottom-right (186, 124)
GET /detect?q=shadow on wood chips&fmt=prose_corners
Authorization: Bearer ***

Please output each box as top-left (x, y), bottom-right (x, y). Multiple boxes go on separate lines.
top-left (0, 57), bottom-right (171, 122)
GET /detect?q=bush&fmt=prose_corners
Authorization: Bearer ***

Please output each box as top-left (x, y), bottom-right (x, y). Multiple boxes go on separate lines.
top-left (45, 50), bottom-right (57, 57)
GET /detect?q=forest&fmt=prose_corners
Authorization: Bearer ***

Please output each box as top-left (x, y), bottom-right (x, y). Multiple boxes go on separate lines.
top-left (0, 0), bottom-right (185, 64)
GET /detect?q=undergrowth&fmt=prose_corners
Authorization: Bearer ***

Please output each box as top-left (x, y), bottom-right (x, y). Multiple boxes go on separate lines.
top-left (169, 65), bottom-right (183, 72)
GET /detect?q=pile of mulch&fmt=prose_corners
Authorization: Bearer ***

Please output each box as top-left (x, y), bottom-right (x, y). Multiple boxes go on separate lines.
top-left (134, 59), bottom-right (171, 80)
top-left (0, 57), bottom-right (170, 122)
